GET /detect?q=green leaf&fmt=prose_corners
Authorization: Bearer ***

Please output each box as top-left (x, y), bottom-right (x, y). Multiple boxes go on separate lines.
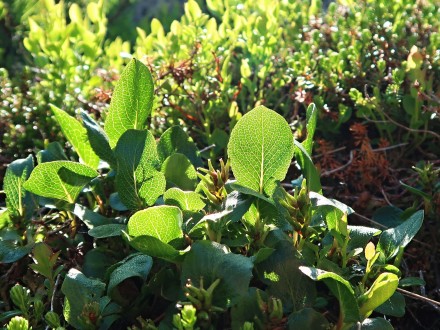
top-left (29, 243), bottom-right (60, 279)
top-left (372, 206), bottom-right (404, 228)
top-left (161, 153), bottom-right (198, 190)
top-left (88, 224), bottom-right (126, 238)
top-left (231, 288), bottom-right (268, 328)
top-left (114, 129), bottom-right (166, 210)
top-left (287, 308), bottom-right (330, 330)
top-left (61, 269), bottom-right (105, 329)
top-left (104, 58), bottom-right (154, 148)
top-left (257, 241), bottom-right (315, 311)
top-left (128, 205), bottom-right (183, 243)
top-left (358, 272), bottom-right (399, 319)
top-left (50, 105), bottom-right (99, 169)
top-left (124, 233), bottom-right (182, 263)
top-left (82, 248), bottom-right (117, 279)
top-left (377, 210), bottom-right (424, 261)
top-left (36, 142), bottom-right (68, 163)
top-left (0, 241), bottom-right (34, 263)
top-left (350, 318), bottom-right (393, 330)
top-left (300, 266), bottom-right (360, 323)
top-left (81, 110), bottom-right (116, 168)
top-left (399, 277), bottom-right (426, 287)
top-left (71, 204), bottom-right (113, 229)
top-left (4, 155), bottom-right (34, 219)
top-left (228, 106), bottom-right (294, 195)
top-left (107, 253), bottom-right (153, 294)
top-left (23, 161), bottom-right (97, 203)
top-left (302, 103), bottom-right (317, 155)
top-left (181, 241), bottom-right (254, 307)
top-left (294, 140), bottom-right (322, 193)
top-left (157, 126), bottom-right (202, 167)
top-left (374, 292), bottom-right (405, 317)
top-left (347, 226), bottom-right (381, 251)
top-left (163, 188), bottom-right (205, 211)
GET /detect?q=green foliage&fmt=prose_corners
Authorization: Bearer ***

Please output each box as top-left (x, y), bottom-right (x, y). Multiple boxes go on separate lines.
top-left (1, 54), bottom-right (425, 329)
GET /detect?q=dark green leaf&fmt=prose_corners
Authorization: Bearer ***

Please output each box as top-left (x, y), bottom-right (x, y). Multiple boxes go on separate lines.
top-left (61, 269), bottom-right (105, 329)
top-left (81, 110), bottom-right (116, 168)
top-left (399, 277), bottom-right (426, 287)
top-left (88, 224), bottom-right (126, 238)
top-left (257, 241), bottom-right (316, 311)
top-left (181, 241), bottom-right (253, 307)
top-left (0, 241), bottom-right (34, 263)
top-left (377, 210), bottom-right (424, 261)
top-left (374, 292), bottom-right (405, 317)
top-left (36, 142), bottom-right (68, 163)
top-left (287, 308), bottom-right (329, 330)
top-left (107, 253), bottom-right (153, 294)
top-left (372, 206), bottom-right (404, 228)
top-left (157, 126), bottom-right (202, 167)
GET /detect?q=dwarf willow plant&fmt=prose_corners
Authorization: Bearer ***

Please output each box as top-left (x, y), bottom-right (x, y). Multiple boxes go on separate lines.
top-left (2, 59), bottom-right (424, 329)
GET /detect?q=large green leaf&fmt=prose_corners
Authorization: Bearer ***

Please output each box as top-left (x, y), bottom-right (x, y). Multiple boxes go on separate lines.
top-left (107, 253), bottom-right (153, 294)
top-left (104, 58), bottom-right (154, 148)
top-left (181, 241), bottom-right (254, 307)
top-left (377, 210), bottom-right (423, 261)
top-left (128, 205), bottom-right (183, 243)
top-left (161, 153), bottom-right (198, 190)
top-left (228, 106), bottom-right (294, 195)
top-left (23, 161), bottom-right (97, 203)
top-left (163, 188), bottom-right (205, 211)
top-left (50, 104), bottom-right (99, 169)
top-left (374, 292), bottom-right (405, 317)
top-left (114, 129), bottom-right (165, 210)
top-left (61, 269), bottom-right (105, 329)
top-left (157, 126), bottom-right (202, 167)
top-left (88, 224), bottom-right (126, 239)
top-left (300, 266), bottom-right (360, 323)
top-left (81, 110), bottom-right (116, 168)
top-left (256, 241), bottom-right (315, 311)
top-left (4, 155), bottom-right (34, 219)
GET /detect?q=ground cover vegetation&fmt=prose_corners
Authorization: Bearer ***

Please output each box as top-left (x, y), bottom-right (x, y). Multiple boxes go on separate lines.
top-left (0, 0), bottom-right (438, 329)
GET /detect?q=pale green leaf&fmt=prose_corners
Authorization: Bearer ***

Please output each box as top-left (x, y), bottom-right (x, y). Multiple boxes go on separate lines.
top-left (114, 129), bottom-right (165, 210)
top-left (4, 155), bottom-right (34, 219)
top-left (163, 188), bottom-right (205, 211)
top-left (128, 205), bottom-right (183, 243)
top-left (358, 272), bottom-right (399, 318)
top-left (50, 104), bottom-right (99, 169)
top-left (157, 126), bottom-right (202, 167)
top-left (303, 103), bottom-right (317, 155)
top-left (23, 161), bottom-right (97, 203)
top-left (161, 153), bottom-right (198, 190)
top-left (228, 106), bottom-right (294, 195)
top-left (104, 58), bottom-right (154, 148)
